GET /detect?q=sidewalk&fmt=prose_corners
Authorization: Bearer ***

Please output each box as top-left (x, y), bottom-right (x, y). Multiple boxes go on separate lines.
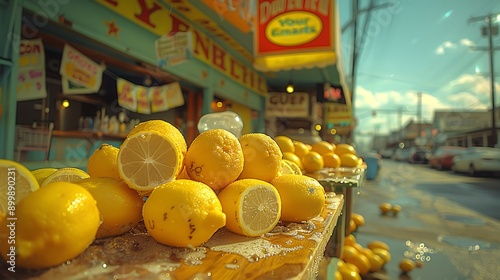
top-left (349, 161), bottom-right (500, 280)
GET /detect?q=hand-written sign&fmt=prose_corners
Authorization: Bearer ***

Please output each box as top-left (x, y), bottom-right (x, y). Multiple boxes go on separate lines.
top-left (60, 44), bottom-right (104, 92)
top-left (17, 39), bottom-right (47, 101)
top-left (265, 92), bottom-right (309, 118)
top-left (155, 32), bottom-right (193, 67)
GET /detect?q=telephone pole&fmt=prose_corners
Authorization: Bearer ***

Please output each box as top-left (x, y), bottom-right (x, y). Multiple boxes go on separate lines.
top-left (469, 13), bottom-right (500, 147)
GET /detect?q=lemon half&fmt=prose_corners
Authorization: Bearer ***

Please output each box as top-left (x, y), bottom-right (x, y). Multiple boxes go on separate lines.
top-left (0, 159), bottom-right (39, 218)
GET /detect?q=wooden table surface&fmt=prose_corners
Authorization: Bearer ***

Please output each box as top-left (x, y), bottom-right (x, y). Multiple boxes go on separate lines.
top-left (16, 193), bottom-right (343, 280)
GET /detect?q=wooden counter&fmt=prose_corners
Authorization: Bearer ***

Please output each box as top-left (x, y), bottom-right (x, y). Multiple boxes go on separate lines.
top-left (17, 193), bottom-right (343, 280)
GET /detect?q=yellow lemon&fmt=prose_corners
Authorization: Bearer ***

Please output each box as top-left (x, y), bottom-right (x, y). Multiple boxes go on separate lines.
top-left (367, 254), bottom-right (384, 272)
top-left (77, 177), bottom-right (144, 238)
top-left (0, 159), bottom-right (39, 217)
top-left (283, 159), bottom-right (302, 175)
top-left (335, 143), bottom-right (357, 156)
top-left (118, 131), bottom-right (184, 192)
top-left (31, 168), bottom-right (57, 185)
top-left (323, 152), bottom-right (341, 168)
top-left (371, 248), bottom-right (391, 264)
top-left (311, 141), bottom-right (335, 155)
top-left (0, 182), bottom-right (100, 269)
top-left (399, 258), bottom-right (416, 273)
top-left (218, 179), bottom-right (281, 237)
top-left (345, 253), bottom-right (371, 275)
top-left (274, 135), bottom-right (295, 153)
top-left (282, 151), bottom-right (304, 170)
top-left (341, 245), bottom-right (358, 261)
top-left (367, 240), bottom-right (390, 251)
top-left (238, 133), bottom-right (282, 182)
top-left (339, 269), bottom-right (361, 280)
top-left (344, 234), bottom-right (357, 246)
top-left (143, 179), bottom-right (226, 247)
top-left (392, 204), bottom-right (402, 215)
top-left (185, 129), bottom-right (244, 190)
top-left (379, 203), bottom-right (392, 215)
top-left (271, 174), bottom-right (325, 222)
top-left (277, 159), bottom-right (295, 177)
top-left (128, 119), bottom-right (187, 154)
top-left (351, 213), bottom-right (365, 227)
top-left (40, 167), bottom-right (90, 187)
top-left (302, 151), bottom-right (324, 173)
top-left (340, 153), bottom-right (360, 168)
top-left (87, 143), bottom-right (120, 180)
top-left (293, 141), bottom-right (310, 158)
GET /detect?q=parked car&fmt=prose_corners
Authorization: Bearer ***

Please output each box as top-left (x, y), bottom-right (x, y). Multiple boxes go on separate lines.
top-left (429, 146), bottom-right (467, 170)
top-left (408, 147), bottom-right (431, 164)
top-left (451, 147), bottom-right (500, 176)
top-left (392, 148), bottom-right (411, 162)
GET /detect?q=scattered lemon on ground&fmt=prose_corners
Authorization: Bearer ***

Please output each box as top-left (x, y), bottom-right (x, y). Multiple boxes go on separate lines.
top-left (399, 258), bottom-right (416, 273)
top-left (271, 174), bottom-right (325, 222)
top-left (415, 260), bottom-right (424, 268)
top-left (339, 153), bottom-right (360, 167)
top-left (367, 240), bottom-right (390, 251)
top-left (0, 182), bottom-right (100, 268)
top-left (392, 204), bottom-right (402, 215)
top-left (335, 144), bottom-right (356, 156)
top-left (282, 159), bottom-right (302, 175)
top-left (185, 129), bottom-right (244, 190)
top-left (302, 151), bottom-right (324, 173)
top-left (31, 168), bottom-right (57, 185)
top-left (87, 143), bottom-right (120, 180)
top-left (77, 177), bottom-right (144, 238)
top-left (351, 213), bottom-right (365, 227)
top-left (0, 159), bottom-right (39, 218)
top-left (274, 135), bottom-right (295, 153)
top-left (128, 119), bottom-right (187, 154)
top-left (118, 131), bottom-right (184, 192)
top-left (293, 141), bottom-right (310, 158)
top-left (143, 179), bottom-right (226, 247)
top-left (238, 133), bottom-right (282, 182)
top-left (282, 151), bottom-right (303, 169)
top-left (379, 202), bottom-right (392, 215)
top-left (311, 141), bottom-right (335, 155)
top-left (39, 167), bottom-right (89, 187)
top-left (218, 179), bottom-right (281, 237)
top-left (323, 152), bottom-right (341, 168)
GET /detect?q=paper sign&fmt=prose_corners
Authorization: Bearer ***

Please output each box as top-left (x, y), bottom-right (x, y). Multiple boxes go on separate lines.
top-left (265, 92), bottom-right (309, 118)
top-left (17, 39), bottom-right (47, 101)
top-left (60, 44), bottom-right (103, 91)
top-left (164, 82), bottom-right (184, 109)
top-left (135, 85), bottom-right (151, 114)
top-left (150, 82), bottom-right (184, 113)
top-left (155, 32), bottom-right (193, 67)
top-left (117, 78), bottom-right (137, 112)
top-left (62, 77), bottom-right (96, 94)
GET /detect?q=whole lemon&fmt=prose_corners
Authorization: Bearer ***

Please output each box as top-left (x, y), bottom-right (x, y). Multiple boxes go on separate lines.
top-left (185, 129), bottom-right (244, 190)
top-left (143, 179), bottom-right (226, 247)
top-left (87, 143), bottom-right (120, 180)
top-left (323, 152), bottom-right (341, 168)
top-left (340, 153), bottom-right (360, 167)
top-left (311, 141), bottom-right (335, 155)
top-left (238, 133), bottom-right (282, 182)
top-left (282, 151), bottom-right (303, 169)
top-left (274, 135), bottom-right (295, 153)
top-left (335, 143), bottom-right (357, 156)
top-left (293, 141), bottom-right (310, 158)
top-left (302, 151), bottom-right (324, 173)
top-left (271, 174), bottom-right (325, 222)
top-left (77, 177), bottom-right (144, 238)
top-left (0, 182), bottom-right (100, 269)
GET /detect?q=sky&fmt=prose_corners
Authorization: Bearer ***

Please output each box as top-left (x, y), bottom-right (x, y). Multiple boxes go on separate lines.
top-left (336, 0), bottom-right (500, 146)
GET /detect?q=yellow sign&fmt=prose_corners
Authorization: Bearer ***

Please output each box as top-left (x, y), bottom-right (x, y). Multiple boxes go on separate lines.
top-left (323, 103), bottom-right (353, 128)
top-left (266, 11), bottom-right (322, 47)
top-left (97, 0), bottom-right (266, 95)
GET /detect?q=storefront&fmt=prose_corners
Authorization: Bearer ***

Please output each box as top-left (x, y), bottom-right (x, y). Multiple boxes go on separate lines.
top-left (0, 0), bottom-right (267, 162)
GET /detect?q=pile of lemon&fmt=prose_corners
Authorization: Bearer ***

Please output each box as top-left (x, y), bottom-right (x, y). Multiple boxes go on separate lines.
top-left (0, 120), bottom-right (330, 269)
top-left (273, 135), bottom-right (363, 174)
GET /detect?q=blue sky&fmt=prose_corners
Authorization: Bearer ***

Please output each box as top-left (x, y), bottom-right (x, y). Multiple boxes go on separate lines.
top-left (337, 0), bottom-right (500, 145)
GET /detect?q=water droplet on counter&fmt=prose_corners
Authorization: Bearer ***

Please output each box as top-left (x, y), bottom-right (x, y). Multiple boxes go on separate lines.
top-left (225, 263), bottom-right (240, 270)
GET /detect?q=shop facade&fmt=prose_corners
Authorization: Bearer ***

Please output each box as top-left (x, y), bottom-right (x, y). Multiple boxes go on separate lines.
top-left (0, 0), bottom-right (267, 162)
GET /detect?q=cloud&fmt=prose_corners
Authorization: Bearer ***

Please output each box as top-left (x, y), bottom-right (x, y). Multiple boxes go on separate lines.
top-left (435, 41), bottom-right (456, 54)
top-left (460, 38), bottom-right (475, 47)
top-left (447, 92), bottom-right (488, 110)
top-left (445, 74), bottom-right (495, 100)
top-left (354, 87), bottom-right (405, 109)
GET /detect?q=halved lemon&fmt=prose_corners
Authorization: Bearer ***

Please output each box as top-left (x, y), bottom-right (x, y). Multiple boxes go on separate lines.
top-left (218, 179), bottom-right (281, 237)
top-left (0, 159), bottom-right (40, 217)
top-left (118, 131), bottom-right (184, 192)
top-left (40, 167), bottom-right (90, 187)
top-left (31, 168), bottom-right (58, 185)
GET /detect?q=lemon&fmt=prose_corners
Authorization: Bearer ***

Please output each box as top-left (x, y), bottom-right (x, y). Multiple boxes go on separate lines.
top-left (218, 179), bottom-right (281, 237)
top-left (271, 174), bottom-right (325, 222)
top-left (302, 151), bottom-right (324, 173)
top-left (128, 119), bottom-right (187, 154)
top-left (0, 159), bottom-right (39, 217)
top-left (340, 153), bottom-right (360, 168)
top-left (185, 129), bottom-right (244, 190)
top-left (282, 151), bottom-right (303, 169)
top-left (311, 141), bottom-right (335, 155)
top-left (345, 253), bottom-right (371, 275)
top-left (118, 131), bottom-right (184, 192)
top-left (282, 159), bottom-right (302, 175)
top-left (87, 143), bottom-right (120, 180)
top-left (371, 248), bottom-right (391, 264)
top-left (323, 152), bottom-right (341, 168)
top-left (77, 177), bottom-right (143, 238)
top-left (0, 182), bottom-right (100, 269)
top-left (274, 135), bottom-right (295, 153)
top-left (335, 143), bottom-right (357, 156)
top-left (277, 160), bottom-right (295, 176)
top-left (40, 167), bottom-right (90, 187)
top-left (238, 133), bottom-right (282, 182)
top-left (293, 141), bottom-right (310, 158)
top-left (379, 202), bottom-right (392, 215)
top-left (399, 258), bottom-right (416, 273)
top-left (351, 213), bottom-right (365, 227)
top-left (367, 240), bottom-right (390, 251)
top-left (31, 168), bottom-right (57, 185)
top-left (143, 179), bottom-right (226, 247)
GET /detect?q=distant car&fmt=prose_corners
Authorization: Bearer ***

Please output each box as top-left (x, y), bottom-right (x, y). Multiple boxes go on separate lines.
top-left (452, 147), bottom-right (500, 176)
top-left (392, 148), bottom-right (411, 162)
top-left (408, 147), bottom-right (431, 164)
top-left (379, 148), bottom-right (395, 159)
top-left (429, 146), bottom-right (466, 170)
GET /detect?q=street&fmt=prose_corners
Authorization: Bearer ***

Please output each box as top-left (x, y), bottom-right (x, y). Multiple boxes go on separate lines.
top-left (350, 160), bottom-right (500, 280)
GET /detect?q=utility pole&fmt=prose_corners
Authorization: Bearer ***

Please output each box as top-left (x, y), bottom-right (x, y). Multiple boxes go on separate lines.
top-left (469, 13), bottom-right (500, 147)
top-left (417, 92), bottom-right (422, 140)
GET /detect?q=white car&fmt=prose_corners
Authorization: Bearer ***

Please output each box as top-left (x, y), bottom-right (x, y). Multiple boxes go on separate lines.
top-left (452, 147), bottom-right (500, 176)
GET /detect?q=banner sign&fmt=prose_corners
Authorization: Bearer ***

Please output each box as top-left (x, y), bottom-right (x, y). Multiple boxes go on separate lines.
top-left (323, 102), bottom-right (353, 128)
top-left (201, 0), bottom-right (254, 33)
top-left (255, 0), bottom-right (334, 56)
top-left (17, 39), bottom-right (48, 101)
top-left (59, 44), bottom-right (104, 92)
top-left (155, 32), bottom-right (193, 67)
top-left (117, 78), bottom-right (138, 112)
top-left (265, 92), bottom-right (309, 118)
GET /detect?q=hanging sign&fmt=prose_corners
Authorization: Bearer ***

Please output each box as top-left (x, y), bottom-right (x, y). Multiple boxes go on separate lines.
top-left (59, 44), bottom-right (104, 92)
top-left (135, 85), bottom-right (151, 114)
top-left (117, 78), bottom-right (137, 112)
top-left (265, 92), bottom-right (309, 118)
top-left (17, 39), bottom-right (48, 101)
top-left (323, 102), bottom-right (353, 128)
top-left (150, 82), bottom-right (184, 113)
top-left (155, 32), bottom-right (193, 67)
